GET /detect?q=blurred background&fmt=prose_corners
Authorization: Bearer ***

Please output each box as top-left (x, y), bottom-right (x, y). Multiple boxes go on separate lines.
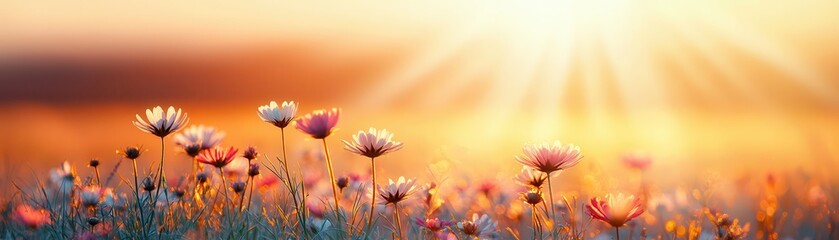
top-left (0, 1), bottom-right (837, 195)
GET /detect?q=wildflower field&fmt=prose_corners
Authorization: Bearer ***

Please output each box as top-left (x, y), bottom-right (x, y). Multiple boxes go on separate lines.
top-left (0, 102), bottom-right (835, 240)
top-left (2, 1), bottom-right (839, 240)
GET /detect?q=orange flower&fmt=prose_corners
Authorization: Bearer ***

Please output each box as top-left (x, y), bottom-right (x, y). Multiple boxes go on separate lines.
top-left (13, 205), bottom-right (51, 230)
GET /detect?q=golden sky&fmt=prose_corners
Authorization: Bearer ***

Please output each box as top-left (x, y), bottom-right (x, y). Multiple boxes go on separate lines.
top-left (0, 1), bottom-right (838, 186)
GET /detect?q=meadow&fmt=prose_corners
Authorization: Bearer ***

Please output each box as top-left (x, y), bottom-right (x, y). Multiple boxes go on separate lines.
top-left (0, 101), bottom-right (835, 240)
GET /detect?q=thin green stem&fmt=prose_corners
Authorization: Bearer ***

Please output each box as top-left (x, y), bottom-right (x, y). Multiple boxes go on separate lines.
top-left (394, 203), bottom-right (404, 240)
top-left (615, 227), bottom-right (620, 240)
top-left (321, 138), bottom-right (342, 222)
top-left (93, 167), bottom-right (101, 186)
top-left (367, 157), bottom-right (377, 229)
top-left (547, 176), bottom-right (557, 234)
top-left (246, 175), bottom-right (255, 211)
top-left (280, 128), bottom-right (307, 239)
top-left (132, 160), bottom-right (147, 240)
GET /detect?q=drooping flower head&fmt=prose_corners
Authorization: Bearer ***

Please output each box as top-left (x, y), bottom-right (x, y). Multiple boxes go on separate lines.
top-left (458, 214), bottom-right (498, 238)
top-left (586, 193), bottom-right (645, 228)
top-left (12, 205), bottom-right (51, 230)
top-left (295, 108), bottom-right (340, 139)
top-left (342, 128), bottom-right (403, 158)
top-left (622, 152), bottom-right (652, 170)
top-left (80, 186), bottom-right (104, 208)
top-left (173, 125), bottom-right (225, 156)
top-left (197, 146), bottom-right (239, 168)
top-left (516, 141), bottom-right (582, 174)
top-left (375, 177), bottom-right (418, 205)
top-left (133, 106), bottom-right (189, 138)
top-left (258, 101), bottom-right (299, 128)
top-left (242, 146), bottom-right (259, 161)
top-left (514, 167), bottom-right (549, 189)
top-left (415, 217), bottom-right (453, 232)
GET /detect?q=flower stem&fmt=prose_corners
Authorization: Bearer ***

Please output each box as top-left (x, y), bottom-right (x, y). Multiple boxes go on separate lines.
top-left (367, 157), bottom-right (377, 229)
top-left (394, 203), bottom-right (404, 240)
top-left (93, 167), bottom-right (101, 186)
top-left (547, 176), bottom-right (557, 233)
top-left (280, 128), bottom-right (306, 239)
top-left (132, 160), bottom-right (147, 239)
top-left (246, 175), bottom-right (255, 211)
top-left (615, 227), bottom-right (620, 240)
top-left (321, 138), bottom-right (342, 222)
top-left (154, 137), bottom-right (169, 208)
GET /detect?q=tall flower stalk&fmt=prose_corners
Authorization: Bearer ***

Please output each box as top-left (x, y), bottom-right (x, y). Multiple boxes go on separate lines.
top-left (132, 106), bottom-right (189, 209)
top-left (342, 128), bottom-right (404, 229)
top-left (375, 177), bottom-right (418, 240)
top-left (295, 108), bottom-right (342, 222)
top-left (515, 141), bottom-right (582, 235)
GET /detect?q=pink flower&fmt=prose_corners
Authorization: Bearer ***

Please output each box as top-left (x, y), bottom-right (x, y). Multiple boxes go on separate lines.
top-left (586, 193), bottom-right (645, 227)
top-left (414, 217), bottom-right (452, 232)
top-left (622, 152), bottom-right (652, 170)
top-left (342, 128), bottom-right (403, 158)
top-left (133, 106), bottom-right (189, 138)
top-left (258, 101), bottom-right (298, 128)
top-left (196, 146), bottom-right (239, 168)
top-left (514, 167), bottom-right (548, 189)
top-left (374, 177), bottom-right (418, 205)
top-left (255, 175), bottom-right (280, 191)
top-left (13, 205), bottom-right (51, 230)
top-left (295, 108), bottom-right (340, 139)
top-left (222, 157), bottom-right (249, 177)
top-left (515, 141), bottom-right (582, 174)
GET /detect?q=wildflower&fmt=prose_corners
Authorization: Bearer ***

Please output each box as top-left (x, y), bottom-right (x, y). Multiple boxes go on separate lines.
top-left (415, 217), bottom-right (453, 232)
top-left (132, 106), bottom-right (189, 138)
top-left (336, 176), bottom-right (349, 191)
top-left (118, 146), bottom-right (143, 160)
top-left (232, 181), bottom-right (246, 194)
top-left (307, 201), bottom-right (326, 219)
top-left (477, 179), bottom-right (497, 196)
top-left (196, 172), bottom-right (208, 184)
top-left (243, 146), bottom-right (259, 161)
top-left (142, 176), bottom-right (156, 192)
top-left (88, 159), bottom-right (100, 167)
top-left (222, 157), bottom-right (249, 177)
top-left (173, 188), bottom-right (186, 198)
top-left (173, 125), bottom-right (225, 156)
top-left (522, 190), bottom-right (543, 205)
top-left (516, 141), bottom-right (582, 174)
top-left (258, 101), bottom-right (298, 128)
top-left (12, 205), bottom-right (51, 230)
top-left (295, 108), bottom-right (340, 139)
top-left (49, 161), bottom-right (76, 190)
top-left (196, 146), bottom-right (239, 168)
top-left (375, 177), bottom-right (419, 205)
top-left (255, 175), bottom-right (279, 191)
top-left (342, 128), bottom-right (403, 158)
top-left (458, 214), bottom-right (498, 238)
top-left (100, 188), bottom-right (118, 208)
top-left (514, 167), bottom-right (548, 189)
top-left (248, 162), bottom-right (260, 177)
top-left (586, 193), bottom-right (645, 228)
top-left (81, 186), bottom-right (104, 208)
top-left (622, 152), bottom-right (652, 170)
top-left (87, 217), bottom-right (101, 227)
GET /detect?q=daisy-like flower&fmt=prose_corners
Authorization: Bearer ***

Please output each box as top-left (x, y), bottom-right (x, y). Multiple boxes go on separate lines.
top-left (49, 161), bottom-right (76, 192)
top-left (81, 186), bottom-right (104, 208)
top-left (342, 128), bottom-right (403, 158)
top-left (118, 146), bottom-right (143, 160)
top-left (458, 214), bottom-right (498, 238)
top-left (516, 141), bottom-right (582, 174)
top-left (132, 106), bottom-right (189, 138)
top-left (522, 190), bottom-right (544, 205)
top-left (586, 193), bottom-right (645, 228)
top-left (13, 205), bottom-right (51, 230)
top-left (375, 177), bottom-right (419, 205)
top-left (514, 167), bottom-right (549, 189)
top-left (295, 108), bottom-right (340, 139)
top-left (622, 152), bottom-right (652, 170)
top-left (415, 217), bottom-right (453, 232)
top-left (196, 146), bottom-right (239, 169)
top-left (258, 101), bottom-right (298, 128)
top-left (173, 125), bottom-right (225, 156)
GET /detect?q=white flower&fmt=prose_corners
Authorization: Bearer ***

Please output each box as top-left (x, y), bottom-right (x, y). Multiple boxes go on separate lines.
top-left (257, 101), bottom-right (298, 128)
top-left (133, 106), bottom-right (189, 137)
top-left (458, 213), bottom-right (498, 238)
top-left (342, 128), bottom-right (404, 158)
top-left (374, 177), bottom-right (418, 205)
top-left (49, 161), bottom-right (76, 192)
top-left (173, 125), bottom-right (225, 150)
